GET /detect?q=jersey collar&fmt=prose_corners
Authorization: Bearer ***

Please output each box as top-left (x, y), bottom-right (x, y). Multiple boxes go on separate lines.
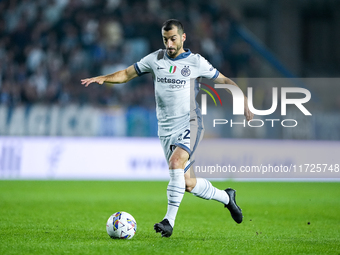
top-left (166, 48), bottom-right (191, 61)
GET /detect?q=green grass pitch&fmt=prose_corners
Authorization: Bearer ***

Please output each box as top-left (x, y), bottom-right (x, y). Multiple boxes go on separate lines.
top-left (0, 181), bottom-right (339, 255)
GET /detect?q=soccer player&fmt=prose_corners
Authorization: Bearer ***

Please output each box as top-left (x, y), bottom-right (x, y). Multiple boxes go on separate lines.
top-left (81, 19), bottom-right (254, 237)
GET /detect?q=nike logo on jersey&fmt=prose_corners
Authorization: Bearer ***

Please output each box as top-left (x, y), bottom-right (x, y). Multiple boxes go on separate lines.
top-left (157, 66), bottom-right (165, 70)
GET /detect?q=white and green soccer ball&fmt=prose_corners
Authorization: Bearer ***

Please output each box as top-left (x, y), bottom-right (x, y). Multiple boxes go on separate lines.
top-left (106, 212), bottom-right (137, 239)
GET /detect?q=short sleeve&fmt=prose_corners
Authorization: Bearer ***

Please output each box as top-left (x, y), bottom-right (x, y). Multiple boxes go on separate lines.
top-left (198, 55), bottom-right (220, 80)
top-left (134, 53), bottom-right (154, 76)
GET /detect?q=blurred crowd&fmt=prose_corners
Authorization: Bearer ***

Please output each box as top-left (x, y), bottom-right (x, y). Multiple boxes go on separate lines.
top-left (0, 0), bottom-right (253, 108)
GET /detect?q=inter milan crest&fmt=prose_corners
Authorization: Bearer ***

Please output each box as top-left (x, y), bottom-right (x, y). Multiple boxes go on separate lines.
top-left (181, 66), bottom-right (191, 77)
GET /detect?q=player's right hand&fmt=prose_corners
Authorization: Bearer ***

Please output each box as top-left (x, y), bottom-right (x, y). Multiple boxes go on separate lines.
top-left (81, 76), bottom-right (106, 87)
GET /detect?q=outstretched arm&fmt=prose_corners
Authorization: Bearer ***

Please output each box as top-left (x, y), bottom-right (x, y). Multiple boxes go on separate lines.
top-left (81, 65), bottom-right (138, 87)
top-left (215, 73), bottom-right (254, 121)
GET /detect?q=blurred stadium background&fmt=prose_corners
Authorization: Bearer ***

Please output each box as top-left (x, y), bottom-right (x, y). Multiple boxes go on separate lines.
top-left (0, 0), bottom-right (339, 179)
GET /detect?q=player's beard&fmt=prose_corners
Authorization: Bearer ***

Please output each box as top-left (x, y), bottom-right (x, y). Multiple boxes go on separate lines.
top-left (167, 43), bottom-right (183, 58)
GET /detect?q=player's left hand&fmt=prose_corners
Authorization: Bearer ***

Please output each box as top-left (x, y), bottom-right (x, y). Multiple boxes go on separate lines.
top-left (81, 76), bottom-right (106, 87)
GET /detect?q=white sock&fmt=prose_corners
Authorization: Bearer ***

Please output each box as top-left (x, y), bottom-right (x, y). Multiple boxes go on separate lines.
top-left (191, 178), bottom-right (229, 205)
top-left (164, 169), bottom-right (185, 227)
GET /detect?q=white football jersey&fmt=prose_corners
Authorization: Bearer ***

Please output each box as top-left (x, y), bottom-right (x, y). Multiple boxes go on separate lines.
top-left (134, 49), bottom-right (219, 136)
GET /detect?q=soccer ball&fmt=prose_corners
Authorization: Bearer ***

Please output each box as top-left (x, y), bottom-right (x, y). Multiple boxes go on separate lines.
top-left (106, 211), bottom-right (137, 239)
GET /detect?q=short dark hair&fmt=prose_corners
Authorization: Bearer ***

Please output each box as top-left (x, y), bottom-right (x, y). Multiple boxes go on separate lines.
top-left (162, 19), bottom-right (184, 35)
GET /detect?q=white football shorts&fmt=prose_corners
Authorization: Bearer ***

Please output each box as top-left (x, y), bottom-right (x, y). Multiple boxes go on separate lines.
top-left (159, 117), bottom-right (204, 173)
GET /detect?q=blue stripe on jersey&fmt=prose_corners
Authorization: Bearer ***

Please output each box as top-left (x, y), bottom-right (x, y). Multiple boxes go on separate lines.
top-left (133, 63), bottom-right (141, 75)
top-left (212, 70), bottom-right (220, 80)
top-left (165, 48), bottom-right (192, 61)
top-left (133, 63), bottom-right (149, 76)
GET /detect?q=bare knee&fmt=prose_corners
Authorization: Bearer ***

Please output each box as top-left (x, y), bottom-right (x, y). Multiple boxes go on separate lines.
top-left (169, 147), bottom-right (189, 169)
top-left (169, 157), bottom-right (186, 170)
